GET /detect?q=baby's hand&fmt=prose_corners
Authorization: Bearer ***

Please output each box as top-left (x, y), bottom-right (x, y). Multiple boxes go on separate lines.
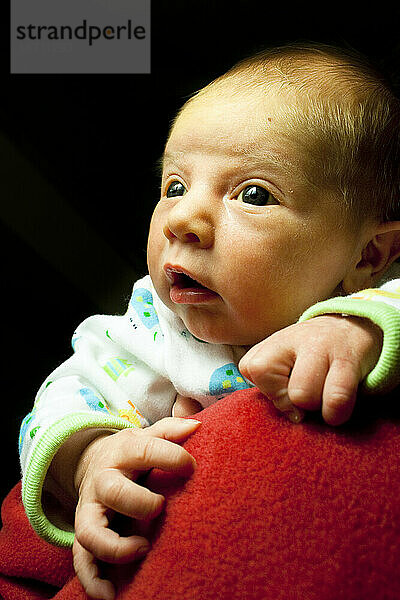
top-left (73, 417), bottom-right (200, 600)
top-left (239, 315), bottom-right (383, 426)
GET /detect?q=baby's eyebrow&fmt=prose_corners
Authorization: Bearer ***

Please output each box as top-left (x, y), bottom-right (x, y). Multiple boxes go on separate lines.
top-left (160, 150), bottom-right (185, 167)
top-left (237, 148), bottom-right (319, 190)
top-left (155, 150), bottom-right (184, 177)
top-left (238, 146), bottom-right (297, 172)
top-left (161, 148), bottom-right (286, 170)
top-left (159, 148), bottom-right (316, 190)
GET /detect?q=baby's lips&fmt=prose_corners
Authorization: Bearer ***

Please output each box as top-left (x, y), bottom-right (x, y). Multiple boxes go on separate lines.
top-left (163, 263), bottom-right (212, 290)
top-left (164, 264), bottom-right (196, 285)
top-left (164, 265), bottom-right (181, 284)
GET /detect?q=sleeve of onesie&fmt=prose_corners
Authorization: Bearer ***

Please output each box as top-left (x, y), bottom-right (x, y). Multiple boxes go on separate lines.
top-left (299, 278), bottom-right (400, 394)
top-left (19, 276), bottom-right (174, 548)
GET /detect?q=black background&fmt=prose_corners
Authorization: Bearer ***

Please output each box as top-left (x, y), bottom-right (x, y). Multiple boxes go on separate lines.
top-left (1, 1), bottom-right (400, 503)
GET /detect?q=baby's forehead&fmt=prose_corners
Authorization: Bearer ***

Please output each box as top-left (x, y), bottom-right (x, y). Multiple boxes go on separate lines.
top-left (170, 90), bottom-right (289, 160)
top-left (173, 81), bottom-right (321, 166)
top-left (179, 70), bottom-right (323, 136)
top-left (177, 83), bottom-right (294, 138)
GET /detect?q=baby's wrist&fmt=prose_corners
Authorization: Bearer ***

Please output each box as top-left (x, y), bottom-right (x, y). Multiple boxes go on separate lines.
top-left (340, 314), bottom-right (383, 376)
top-left (299, 296), bottom-right (400, 394)
top-left (309, 313), bottom-right (382, 373)
top-left (74, 431), bottom-right (115, 495)
top-left (48, 428), bottom-right (117, 502)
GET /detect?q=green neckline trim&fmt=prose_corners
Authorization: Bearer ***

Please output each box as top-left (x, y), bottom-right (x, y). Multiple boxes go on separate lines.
top-left (300, 298), bottom-right (400, 394)
top-left (22, 413), bottom-right (135, 547)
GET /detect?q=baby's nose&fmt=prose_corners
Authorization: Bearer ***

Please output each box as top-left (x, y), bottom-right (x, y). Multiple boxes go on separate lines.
top-left (163, 198), bottom-right (214, 248)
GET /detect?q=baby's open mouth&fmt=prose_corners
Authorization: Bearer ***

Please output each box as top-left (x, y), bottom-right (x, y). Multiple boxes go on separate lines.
top-left (164, 265), bottom-right (219, 304)
top-left (172, 272), bottom-right (201, 288)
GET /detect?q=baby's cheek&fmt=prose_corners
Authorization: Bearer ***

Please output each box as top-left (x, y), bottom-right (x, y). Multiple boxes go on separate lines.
top-left (147, 225), bottom-right (165, 274)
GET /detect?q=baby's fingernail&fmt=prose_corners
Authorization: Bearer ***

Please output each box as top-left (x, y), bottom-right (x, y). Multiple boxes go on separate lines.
top-left (173, 417), bottom-right (202, 426)
top-left (271, 392), bottom-right (304, 424)
top-left (272, 389), bottom-right (292, 411)
top-left (137, 544), bottom-right (150, 556)
top-left (287, 407), bottom-right (305, 424)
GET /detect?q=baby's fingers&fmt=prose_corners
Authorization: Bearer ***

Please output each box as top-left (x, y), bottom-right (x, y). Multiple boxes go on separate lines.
top-left (73, 537), bottom-right (116, 600)
top-left (113, 425), bottom-right (199, 478)
top-left (146, 416), bottom-right (201, 444)
top-left (239, 341), bottom-right (303, 423)
top-left (75, 500), bottom-right (150, 564)
top-left (239, 340), bottom-right (293, 394)
top-left (321, 358), bottom-right (359, 426)
top-left (95, 469), bottom-right (165, 520)
top-left (287, 351), bottom-right (329, 412)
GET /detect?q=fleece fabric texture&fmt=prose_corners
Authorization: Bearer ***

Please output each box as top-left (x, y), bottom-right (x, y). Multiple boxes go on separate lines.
top-left (1, 387), bottom-right (400, 599)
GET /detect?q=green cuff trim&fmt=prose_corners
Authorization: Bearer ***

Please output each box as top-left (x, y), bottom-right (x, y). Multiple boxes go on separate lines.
top-left (22, 413), bottom-right (137, 547)
top-left (299, 298), bottom-right (400, 394)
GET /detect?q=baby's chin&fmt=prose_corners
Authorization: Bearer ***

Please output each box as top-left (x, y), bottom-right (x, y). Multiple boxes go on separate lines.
top-left (181, 321), bottom-right (260, 347)
top-left (176, 318), bottom-right (230, 345)
top-left (156, 288), bottom-right (266, 346)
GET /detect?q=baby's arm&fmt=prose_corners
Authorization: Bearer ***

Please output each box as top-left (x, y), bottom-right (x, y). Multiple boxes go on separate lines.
top-left (239, 280), bottom-right (400, 425)
top-left (20, 276), bottom-right (179, 548)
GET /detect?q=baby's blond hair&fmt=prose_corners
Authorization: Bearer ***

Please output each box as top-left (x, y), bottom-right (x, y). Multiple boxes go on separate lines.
top-left (179, 43), bottom-right (400, 223)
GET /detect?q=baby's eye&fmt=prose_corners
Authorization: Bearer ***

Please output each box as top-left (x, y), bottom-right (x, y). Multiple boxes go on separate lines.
top-left (237, 185), bottom-right (278, 206)
top-left (166, 181), bottom-right (187, 198)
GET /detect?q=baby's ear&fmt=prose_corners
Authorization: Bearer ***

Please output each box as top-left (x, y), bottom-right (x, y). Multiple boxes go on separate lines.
top-left (342, 222), bottom-right (400, 294)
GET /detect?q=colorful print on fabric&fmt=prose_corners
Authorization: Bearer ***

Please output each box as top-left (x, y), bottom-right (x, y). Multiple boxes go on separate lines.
top-left (119, 400), bottom-right (147, 428)
top-left (130, 289), bottom-right (159, 329)
top-left (103, 358), bottom-right (135, 382)
top-left (19, 411), bottom-right (39, 455)
top-left (209, 363), bottom-right (250, 397)
top-left (79, 387), bottom-right (111, 414)
top-left (71, 332), bottom-right (81, 351)
top-left (352, 287), bottom-right (400, 301)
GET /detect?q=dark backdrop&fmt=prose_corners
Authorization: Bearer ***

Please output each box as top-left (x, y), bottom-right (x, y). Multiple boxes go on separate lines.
top-left (1, 1), bottom-right (400, 503)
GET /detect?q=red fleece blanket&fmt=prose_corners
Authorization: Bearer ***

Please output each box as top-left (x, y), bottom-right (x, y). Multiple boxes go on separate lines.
top-left (1, 388), bottom-right (400, 599)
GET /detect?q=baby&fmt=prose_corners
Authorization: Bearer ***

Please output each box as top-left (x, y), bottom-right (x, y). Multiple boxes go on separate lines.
top-left (19, 42), bottom-right (400, 599)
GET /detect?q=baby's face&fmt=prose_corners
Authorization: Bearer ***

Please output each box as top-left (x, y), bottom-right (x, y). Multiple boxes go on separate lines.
top-left (147, 88), bottom-right (368, 346)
